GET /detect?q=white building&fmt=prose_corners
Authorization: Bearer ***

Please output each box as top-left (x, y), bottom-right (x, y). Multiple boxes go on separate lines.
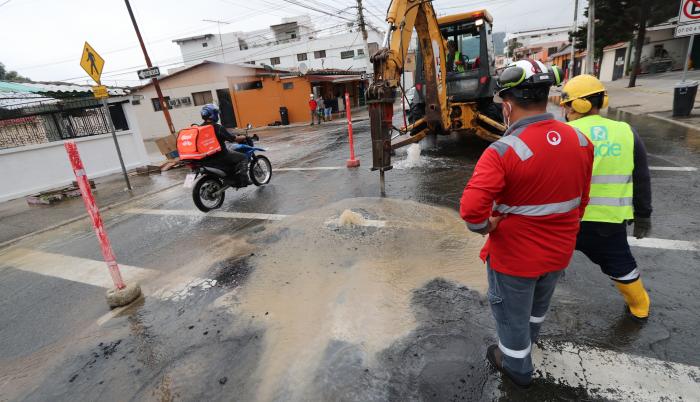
top-left (504, 26), bottom-right (570, 62)
top-left (173, 16), bottom-right (383, 72)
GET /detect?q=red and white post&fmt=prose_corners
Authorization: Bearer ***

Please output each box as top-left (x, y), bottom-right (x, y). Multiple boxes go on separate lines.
top-left (345, 92), bottom-right (360, 168)
top-left (64, 141), bottom-right (141, 307)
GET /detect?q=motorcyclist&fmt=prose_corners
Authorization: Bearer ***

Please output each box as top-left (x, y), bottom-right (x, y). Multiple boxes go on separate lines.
top-left (199, 104), bottom-right (251, 185)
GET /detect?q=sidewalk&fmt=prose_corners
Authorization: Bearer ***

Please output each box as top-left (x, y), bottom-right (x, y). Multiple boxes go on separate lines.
top-left (551, 70), bottom-right (700, 131)
top-left (0, 168), bottom-right (187, 247)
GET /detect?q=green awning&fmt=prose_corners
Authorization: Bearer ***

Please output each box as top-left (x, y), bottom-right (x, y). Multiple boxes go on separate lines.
top-left (0, 81), bottom-right (40, 93)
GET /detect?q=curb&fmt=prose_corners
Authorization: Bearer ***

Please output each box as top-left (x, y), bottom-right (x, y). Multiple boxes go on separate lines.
top-left (604, 106), bottom-right (700, 134)
top-left (647, 113), bottom-right (700, 133)
top-left (0, 181), bottom-right (183, 250)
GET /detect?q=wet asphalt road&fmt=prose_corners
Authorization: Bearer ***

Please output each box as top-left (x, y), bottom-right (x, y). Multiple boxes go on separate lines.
top-left (1, 108), bottom-right (699, 401)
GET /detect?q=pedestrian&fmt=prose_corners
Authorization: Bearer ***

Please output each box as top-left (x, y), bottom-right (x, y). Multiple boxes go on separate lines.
top-left (460, 60), bottom-right (593, 388)
top-left (324, 96), bottom-right (333, 121)
top-left (308, 94), bottom-right (317, 126)
top-left (561, 75), bottom-right (652, 320)
top-left (316, 96), bottom-right (325, 123)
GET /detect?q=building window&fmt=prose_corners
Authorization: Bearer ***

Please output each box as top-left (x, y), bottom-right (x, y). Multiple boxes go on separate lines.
top-left (547, 47), bottom-right (558, 55)
top-left (192, 91), bottom-right (213, 106)
top-left (270, 57), bottom-right (281, 65)
top-left (314, 50), bottom-right (326, 59)
top-left (357, 49), bottom-right (364, 56)
top-left (245, 60), bottom-right (255, 64)
top-left (340, 50), bottom-right (354, 59)
top-left (202, 42), bottom-right (208, 48)
top-left (234, 81), bottom-right (263, 91)
top-left (151, 96), bottom-right (172, 112)
top-left (297, 53), bottom-right (307, 61)
top-left (283, 82), bottom-right (294, 90)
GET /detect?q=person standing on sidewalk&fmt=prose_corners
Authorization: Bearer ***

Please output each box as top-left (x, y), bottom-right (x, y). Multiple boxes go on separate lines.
top-left (561, 75), bottom-right (652, 320)
top-left (309, 94), bottom-right (318, 126)
top-left (460, 60), bottom-right (593, 387)
top-left (316, 96), bottom-right (325, 123)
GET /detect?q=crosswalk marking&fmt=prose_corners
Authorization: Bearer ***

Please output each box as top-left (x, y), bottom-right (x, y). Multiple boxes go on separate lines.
top-left (276, 167), bottom-right (344, 171)
top-left (649, 166), bottom-right (697, 171)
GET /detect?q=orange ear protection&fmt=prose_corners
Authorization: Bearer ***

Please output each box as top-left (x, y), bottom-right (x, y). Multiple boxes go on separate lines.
top-left (571, 92), bottom-right (609, 114)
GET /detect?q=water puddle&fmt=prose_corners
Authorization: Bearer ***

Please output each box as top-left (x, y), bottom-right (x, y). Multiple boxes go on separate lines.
top-left (214, 197), bottom-right (487, 401)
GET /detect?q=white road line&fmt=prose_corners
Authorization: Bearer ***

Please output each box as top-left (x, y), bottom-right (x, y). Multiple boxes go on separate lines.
top-left (276, 167), bottom-right (344, 171)
top-left (627, 236), bottom-right (699, 251)
top-left (535, 340), bottom-right (700, 401)
top-left (126, 208), bottom-right (287, 221)
top-left (126, 209), bottom-right (699, 252)
top-left (649, 166), bottom-right (697, 171)
top-left (0, 248), bottom-right (157, 289)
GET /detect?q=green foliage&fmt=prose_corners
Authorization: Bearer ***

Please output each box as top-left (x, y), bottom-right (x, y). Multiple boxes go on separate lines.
top-left (0, 62), bottom-right (31, 82)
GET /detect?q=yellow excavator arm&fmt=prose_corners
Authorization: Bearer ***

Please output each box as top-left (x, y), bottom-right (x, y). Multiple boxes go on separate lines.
top-left (367, 0), bottom-right (506, 188)
top-left (370, 0), bottom-right (449, 128)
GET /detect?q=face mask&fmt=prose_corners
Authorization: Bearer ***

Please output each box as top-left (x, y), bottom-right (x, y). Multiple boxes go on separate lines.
top-left (503, 102), bottom-right (513, 128)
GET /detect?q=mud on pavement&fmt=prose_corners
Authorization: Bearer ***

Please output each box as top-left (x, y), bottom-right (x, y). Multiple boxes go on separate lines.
top-left (4, 197), bottom-right (690, 401)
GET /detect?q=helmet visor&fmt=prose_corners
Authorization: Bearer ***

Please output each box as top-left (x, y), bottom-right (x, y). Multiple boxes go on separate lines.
top-left (497, 66), bottom-right (527, 90)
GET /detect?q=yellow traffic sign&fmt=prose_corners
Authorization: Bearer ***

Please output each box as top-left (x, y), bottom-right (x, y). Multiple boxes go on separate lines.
top-left (92, 85), bottom-right (109, 99)
top-left (80, 42), bottom-right (105, 84)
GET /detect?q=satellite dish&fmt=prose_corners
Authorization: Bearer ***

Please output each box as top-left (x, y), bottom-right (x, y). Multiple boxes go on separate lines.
top-left (298, 62), bottom-right (308, 75)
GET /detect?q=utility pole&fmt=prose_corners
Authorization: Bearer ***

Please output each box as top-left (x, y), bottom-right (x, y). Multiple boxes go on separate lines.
top-left (124, 0), bottom-right (176, 136)
top-left (356, 0), bottom-right (373, 78)
top-left (585, 0), bottom-right (595, 75)
top-left (203, 19), bottom-right (231, 63)
top-left (569, 0), bottom-right (579, 79)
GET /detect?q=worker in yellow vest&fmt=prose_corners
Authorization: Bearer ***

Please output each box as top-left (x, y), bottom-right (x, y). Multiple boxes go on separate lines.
top-left (561, 75), bottom-right (652, 320)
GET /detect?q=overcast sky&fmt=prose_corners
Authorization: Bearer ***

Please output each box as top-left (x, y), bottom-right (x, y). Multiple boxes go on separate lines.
top-left (0, 0), bottom-right (588, 86)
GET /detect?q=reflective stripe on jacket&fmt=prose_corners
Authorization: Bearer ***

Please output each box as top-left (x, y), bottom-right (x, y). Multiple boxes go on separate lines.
top-left (567, 115), bottom-right (634, 223)
top-left (460, 113), bottom-right (594, 278)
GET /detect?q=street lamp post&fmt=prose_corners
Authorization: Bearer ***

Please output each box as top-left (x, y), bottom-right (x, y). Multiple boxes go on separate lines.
top-left (203, 19), bottom-right (231, 63)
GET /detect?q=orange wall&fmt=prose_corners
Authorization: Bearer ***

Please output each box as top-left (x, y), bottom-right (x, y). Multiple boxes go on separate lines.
top-left (228, 76), bottom-right (312, 127)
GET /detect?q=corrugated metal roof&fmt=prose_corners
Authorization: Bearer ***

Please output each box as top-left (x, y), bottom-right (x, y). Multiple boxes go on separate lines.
top-left (0, 92), bottom-right (60, 109)
top-left (0, 80), bottom-right (129, 96)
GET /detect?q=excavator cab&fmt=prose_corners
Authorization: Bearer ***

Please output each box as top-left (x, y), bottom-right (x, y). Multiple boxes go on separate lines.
top-left (438, 10), bottom-right (497, 102)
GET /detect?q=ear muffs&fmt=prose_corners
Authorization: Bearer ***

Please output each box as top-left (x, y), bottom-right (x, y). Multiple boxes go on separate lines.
top-left (571, 98), bottom-right (592, 114)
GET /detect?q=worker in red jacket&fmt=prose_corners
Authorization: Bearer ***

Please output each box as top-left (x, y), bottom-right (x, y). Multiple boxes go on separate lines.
top-left (309, 94), bottom-right (319, 126)
top-left (460, 60), bottom-right (594, 388)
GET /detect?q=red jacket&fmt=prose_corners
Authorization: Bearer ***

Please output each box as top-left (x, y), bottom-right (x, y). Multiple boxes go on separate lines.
top-left (460, 113), bottom-right (594, 277)
top-left (309, 100), bottom-right (318, 111)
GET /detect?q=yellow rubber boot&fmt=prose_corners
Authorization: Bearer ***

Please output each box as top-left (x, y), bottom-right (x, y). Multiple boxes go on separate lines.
top-left (615, 279), bottom-right (650, 319)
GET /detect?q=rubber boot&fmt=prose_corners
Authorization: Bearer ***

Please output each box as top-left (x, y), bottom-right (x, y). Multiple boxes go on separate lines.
top-left (614, 278), bottom-right (650, 319)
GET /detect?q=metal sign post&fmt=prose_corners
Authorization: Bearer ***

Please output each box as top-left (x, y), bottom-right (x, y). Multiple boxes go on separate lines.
top-left (101, 97), bottom-right (132, 191)
top-left (676, 0), bottom-right (700, 82)
top-left (80, 42), bottom-right (132, 190)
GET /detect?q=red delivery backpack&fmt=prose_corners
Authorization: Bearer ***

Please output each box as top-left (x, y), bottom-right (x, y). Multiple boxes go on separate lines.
top-left (177, 125), bottom-right (222, 160)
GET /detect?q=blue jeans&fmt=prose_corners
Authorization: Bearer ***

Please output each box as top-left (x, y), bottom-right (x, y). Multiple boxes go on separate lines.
top-left (487, 263), bottom-right (562, 384)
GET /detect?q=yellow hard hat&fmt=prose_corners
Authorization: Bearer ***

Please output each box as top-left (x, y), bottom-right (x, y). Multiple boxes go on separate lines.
top-left (560, 74), bottom-right (608, 113)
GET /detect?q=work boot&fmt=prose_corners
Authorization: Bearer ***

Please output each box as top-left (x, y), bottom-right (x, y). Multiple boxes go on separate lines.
top-left (614, 278), bottom-right (650, 320)
top-left (486, 344), bottom-right (531, 388)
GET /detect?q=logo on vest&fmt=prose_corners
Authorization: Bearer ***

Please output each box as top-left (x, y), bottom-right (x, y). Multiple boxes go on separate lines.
top-left (546, 130), bottom-right (561, 146)
top-left (591, 126), bottom-right (608, 141)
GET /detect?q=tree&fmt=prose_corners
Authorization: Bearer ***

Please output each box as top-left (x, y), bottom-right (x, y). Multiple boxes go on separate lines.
top-left (507, 40), bottom-right (523, 58)
top-left (628, 0), bottom-right (676, 87)
top-left (0, 62), bottom-right (31, 82)
top-left (571, 0), bottom-right (676, 84)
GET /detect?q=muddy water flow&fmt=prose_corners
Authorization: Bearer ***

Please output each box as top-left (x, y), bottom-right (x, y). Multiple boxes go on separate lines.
top-left (213, 197), bottom-right (487, 401)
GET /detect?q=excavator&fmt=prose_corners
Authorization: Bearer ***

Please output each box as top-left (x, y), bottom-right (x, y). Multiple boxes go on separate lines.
top-left (367, 0), bottom-right (506, 190)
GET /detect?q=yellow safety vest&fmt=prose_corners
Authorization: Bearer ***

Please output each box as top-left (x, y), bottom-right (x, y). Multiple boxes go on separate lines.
top-left (567, 114), bottom-right (634, 223)
top-left (454, 51), bottom-right (465, 73)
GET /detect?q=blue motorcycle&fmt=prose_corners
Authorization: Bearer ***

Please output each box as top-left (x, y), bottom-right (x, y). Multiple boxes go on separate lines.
top-left (185, 124), bottom-right (272, 212)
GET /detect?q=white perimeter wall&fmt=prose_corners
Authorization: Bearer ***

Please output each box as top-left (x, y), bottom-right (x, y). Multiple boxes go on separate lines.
top-left (0, 103), bottom-right (150, 202)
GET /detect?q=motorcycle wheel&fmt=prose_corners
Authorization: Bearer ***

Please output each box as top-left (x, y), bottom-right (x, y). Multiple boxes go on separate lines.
top-left (249, 155), bottom-right (272, 186)
top-left (192, 176), bottom-right (225, 212)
